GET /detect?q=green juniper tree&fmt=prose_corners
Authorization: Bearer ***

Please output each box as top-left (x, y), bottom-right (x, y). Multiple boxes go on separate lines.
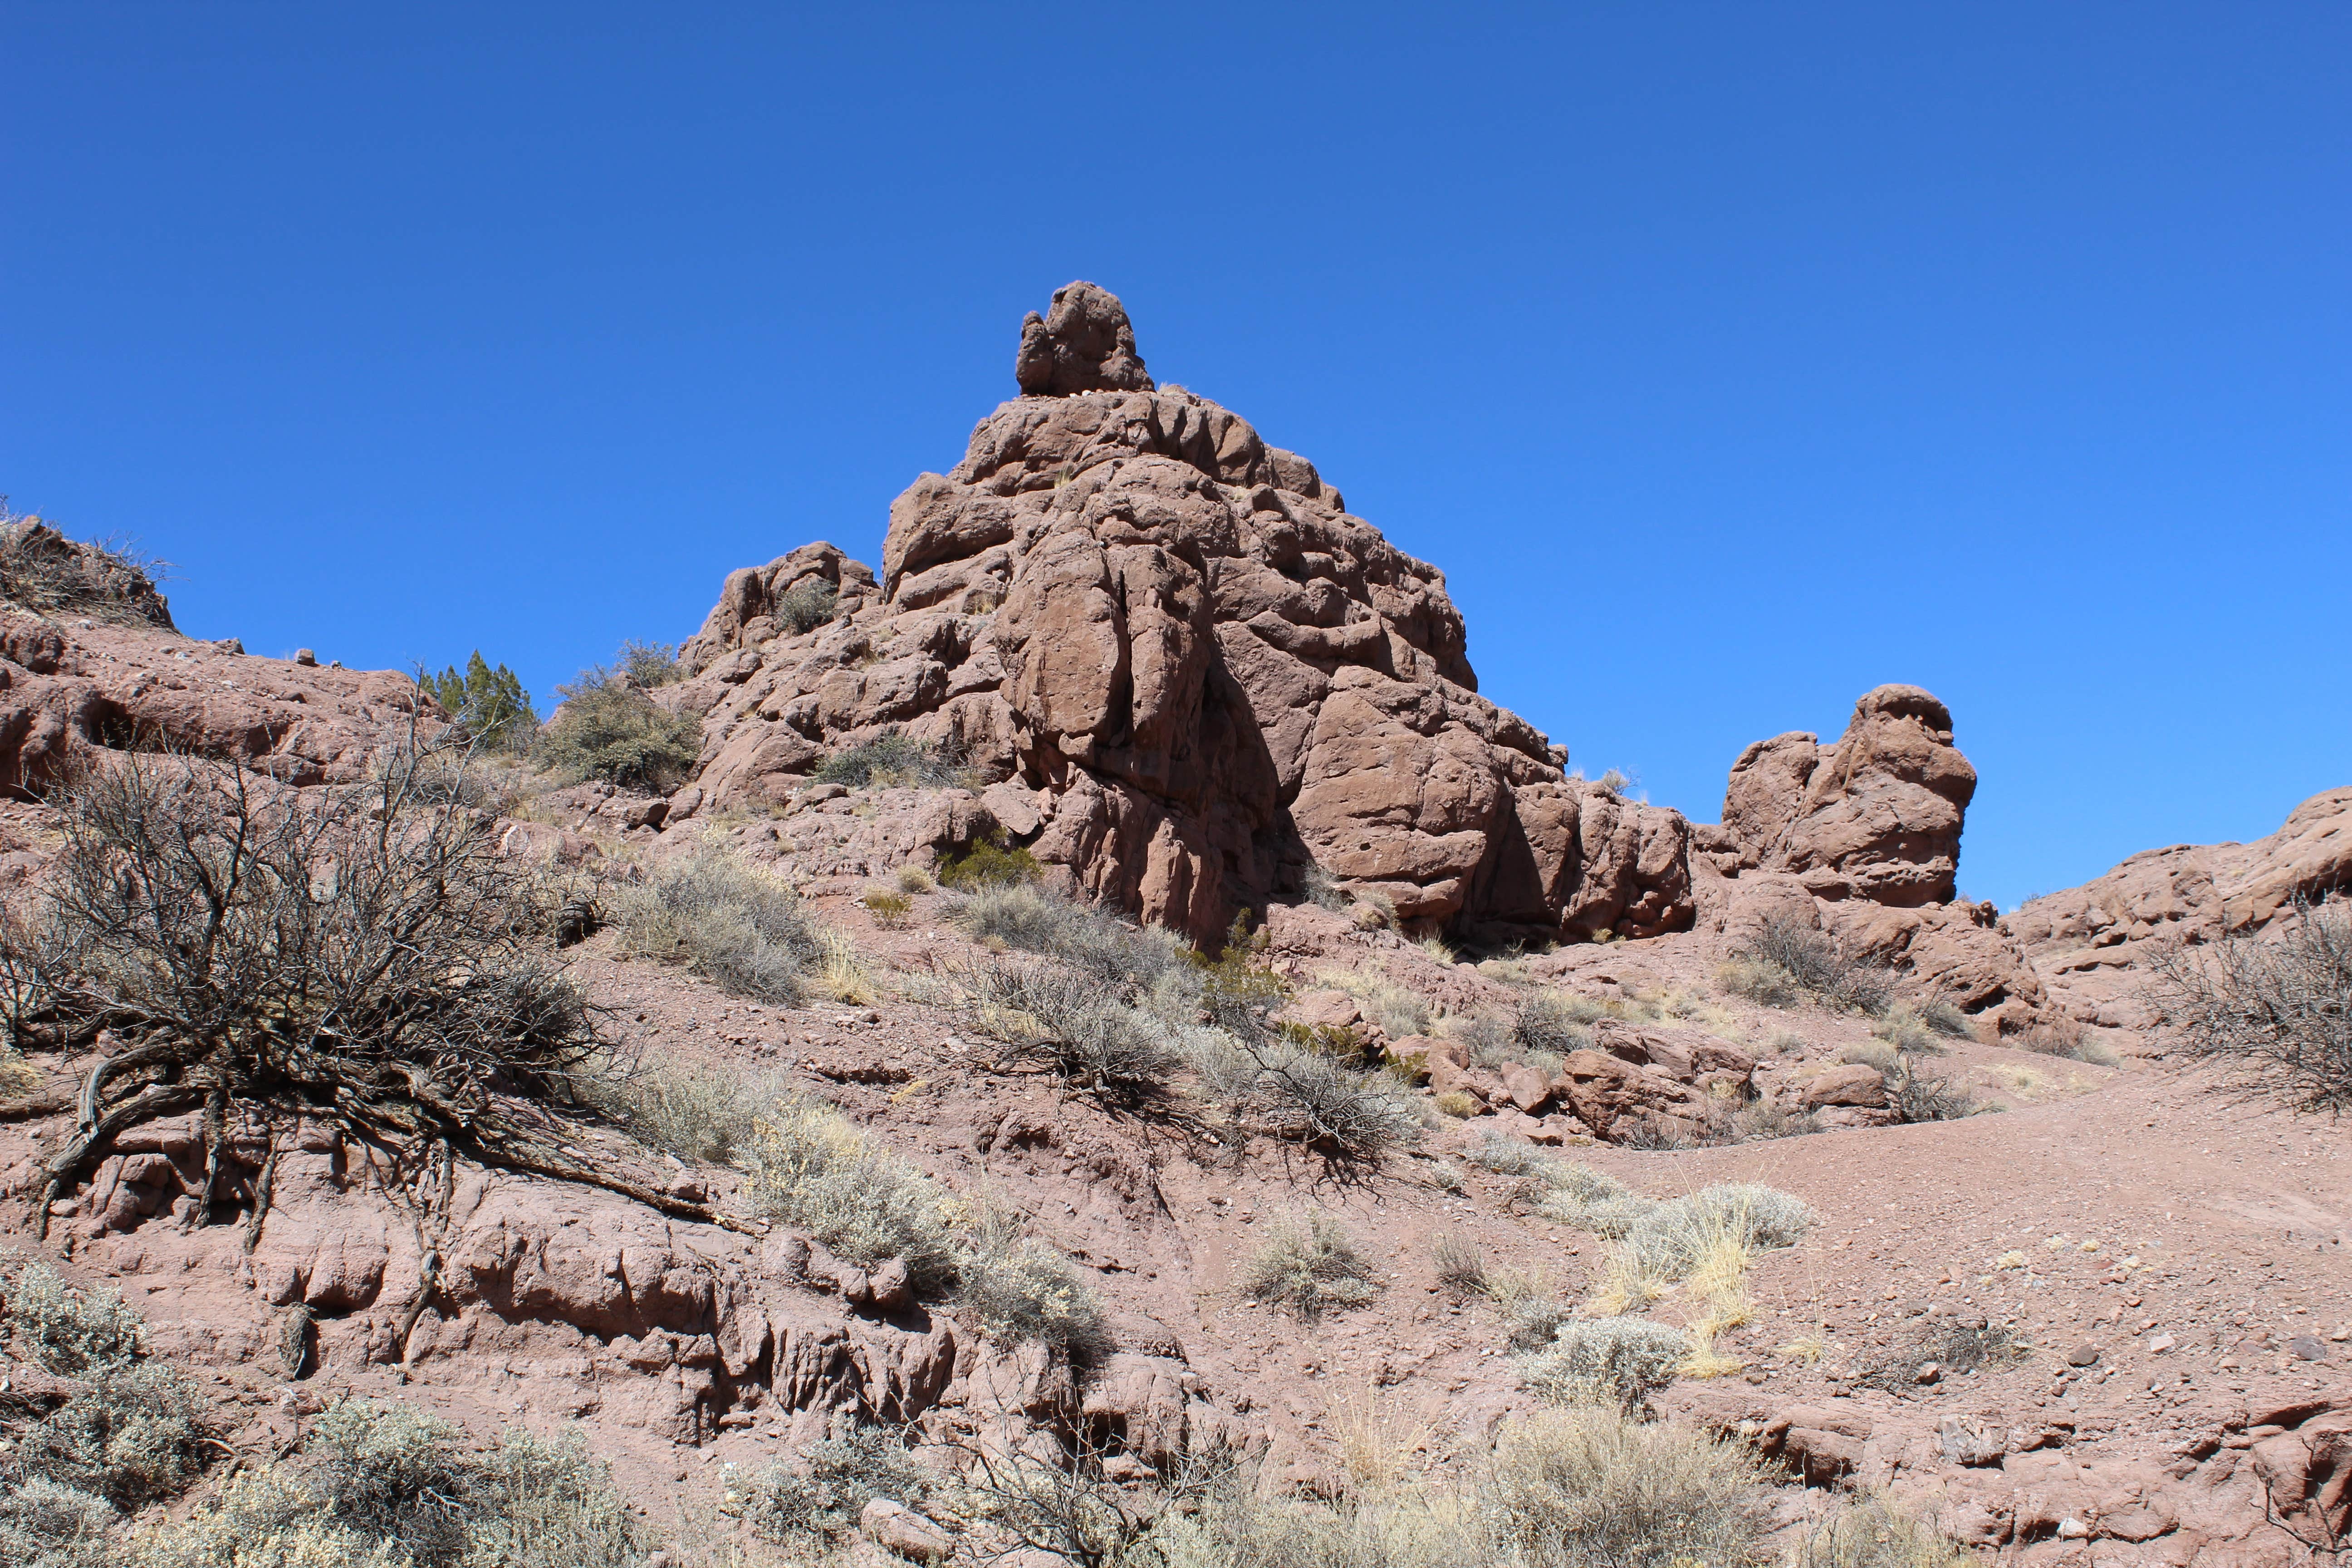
top-left (425, 652), bottom-right (538, 753)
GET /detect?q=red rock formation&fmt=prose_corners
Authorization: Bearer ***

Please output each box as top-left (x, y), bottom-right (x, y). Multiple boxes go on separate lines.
top-left (1703, 684), bottom-right (2047, 1026)
top-left (0, 519), bottom-right (428, 795)
top-left (670, 284), bottom-right (1694, 944)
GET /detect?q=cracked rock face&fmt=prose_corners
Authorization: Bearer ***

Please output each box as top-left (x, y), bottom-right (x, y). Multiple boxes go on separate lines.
top-left (670, 283), bottom-right (1694, 944)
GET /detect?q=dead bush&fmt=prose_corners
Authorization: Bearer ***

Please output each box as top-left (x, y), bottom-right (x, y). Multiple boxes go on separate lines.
top-left (536, 667), bottom-right (701, 792)
top-left (2015, 1018), bottom-right (2120, 1065)
top-left (963, 954), bottom-right (1183, 1107)
top-left (1483, 1405), bottom-right (1762, 1565)
top-left (1919, 997), bottom-right (1974, 1038)
top-left (1221, 1038), bottom-right (1423, 1165)
top-left (1739, 914), bottom-right (1892, 1013)
top-left (1882, 1055), bottom-right (1979, 1123)
top-left (1512, 991), bottom-right (1595, 1057)
top-left (1240, 1210), bottom-right (1380, 1322)
top-left (1430, 1234), bottom-right (1486, 1298)
top-left (1854, 1317), bottom-right (2027, 1392)
top-left (1872, 1005), bottom-right (1944, 1056)
top-left (612, 841), bottom-right (822, 1003)
top-left (0, 742), bottom-right (719, 1237)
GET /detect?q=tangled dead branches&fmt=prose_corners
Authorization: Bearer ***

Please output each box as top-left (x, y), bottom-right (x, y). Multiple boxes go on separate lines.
top-left (0, 739), bottom-right (751, 1239)
top-left (2155, 895), bottom-right (2352, 1116)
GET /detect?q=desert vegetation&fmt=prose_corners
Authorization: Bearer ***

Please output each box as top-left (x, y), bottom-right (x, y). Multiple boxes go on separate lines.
top-left (2157, 894), bottom-right (2352, 1112)
top-left (811, 729), bottom-right (969, 790)
top-left (537, 657), bottom-right (702, 792)
top-left (612, 839), bottom-right (824, 1002)
top-left (1717, 912), bottom-right (1893, 1014)
top-left (422, 651), bottom-right (539, 753)
top-left (0, 740), bottom-right (733, 1236)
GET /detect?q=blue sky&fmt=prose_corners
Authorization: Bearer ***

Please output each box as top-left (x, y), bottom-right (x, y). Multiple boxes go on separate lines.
top-left (3, 3), bottom-right (2345, 909)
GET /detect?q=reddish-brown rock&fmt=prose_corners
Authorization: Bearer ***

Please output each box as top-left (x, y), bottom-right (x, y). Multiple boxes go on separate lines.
top-left (0, 521), bottom-right (430, 795)
top-left (1721, 684), bottom-right (1975, 906)
top-left (667, 284), bottom-right (1694, 943)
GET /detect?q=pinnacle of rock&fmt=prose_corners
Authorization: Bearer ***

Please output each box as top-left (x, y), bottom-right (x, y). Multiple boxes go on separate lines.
top-left (1014, 280), bottom-right (1154, 396)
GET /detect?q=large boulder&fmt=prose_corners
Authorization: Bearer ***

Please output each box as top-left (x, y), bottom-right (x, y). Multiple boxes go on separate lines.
top-left (1719, 684), bottom-right (1975, 906)
top-left (668, 284), bottom-right (1694, 944)
top-left (1703, 685), bottom-right (2046, 1026)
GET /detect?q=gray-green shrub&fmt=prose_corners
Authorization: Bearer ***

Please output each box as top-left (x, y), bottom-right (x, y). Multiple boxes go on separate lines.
top-left (612, 842), bottom-right (821, 1002)
top-left (1240, 1210), bottom-right (1379, 1322)
top-left (536, 669), bottom-right (701, 792)
top-left (738, 1427), bottom-right (929, 1546)
top-left (1515, 1318), bottom-right (1690, 1411)
top-left (812, 728), bottom-right (967, 789)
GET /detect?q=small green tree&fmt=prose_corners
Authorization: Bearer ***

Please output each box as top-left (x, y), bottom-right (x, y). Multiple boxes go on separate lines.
top-left (425, 652), bottom-right (538, 753)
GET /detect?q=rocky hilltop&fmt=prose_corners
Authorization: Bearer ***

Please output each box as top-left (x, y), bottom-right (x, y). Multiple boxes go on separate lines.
top-left (0, 291), bottom-right (2347, 1568)
top-left (664, 282), bottom-right (1695, 946)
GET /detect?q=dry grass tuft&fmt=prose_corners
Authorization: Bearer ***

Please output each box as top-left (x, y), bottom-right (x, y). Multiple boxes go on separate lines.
top-left (1240, 1210), bottom-right (1381, 1322)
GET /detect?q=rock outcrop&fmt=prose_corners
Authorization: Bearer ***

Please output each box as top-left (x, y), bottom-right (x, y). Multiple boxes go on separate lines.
top-left (0, 519), bottom-right (428, 795)
top-left (1700, 684), bottom-right (2046, 1026)
top-left (669, 284), bottom-right (1694, 944)
top-left (1715, 684), bottom-right (1975, 906)
top-left (2004, 785), bottom-right (2352, 1027)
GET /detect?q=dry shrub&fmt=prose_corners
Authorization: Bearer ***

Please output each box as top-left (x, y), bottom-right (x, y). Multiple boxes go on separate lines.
top-left (1715, 955), bottom-right (1802, 1008)
top-left (743, 1094), bottom-right (964, 1294)
top-left (1517, 1317), bottom-right (1689, 1410)
top-left (612, 842), bottom-right (821, 1003)
top-left (1, 1476), bottom-right (122, 1568)
top-left (1791, 1494), bottom-right (1975, 1568)
top-left (1313, 966), bottom-right (1432, 1039)
top-left (954, 1207), bottom-right (1111, 1362)
top-left (1738, 913), bottom-right (1892, 1013)
top-left (0, 741), bottom-right (697, 1236)
top-left (736, 1426), bottom-right (929, 1548)
top-left (1429, 1234), bottom-right (1486, 1298)
top-left (861, 889), bottom-right (913, 928)
top-left (140, 1401), bottom-right (648, 1568)
top-left (1854, 1316), bottom-right (2027, 1392)
top-left (813, 728), bottom-right (967, 789)
top-left (617, 639), bottom-right (682, 689)
top-left (1434, 1090), bottom-right (1479, 1119)
top-left (936, 837), bottom-right (1041, 890)
top-left (1241, 1210), bottom-right (1380, 1322)
top-left (1882, 1055), bottom-right (1980, 1123)
top-left (1919, 997), bottom-right (1975, 1038)
top-left (0, 1259), bottom-right (206, 1550)
top-left (963, 954), bottom-right (1183, 1107)
top-left (1729, 1098), bottom-right (1821, 1141)
top-left (581, 1058), bottom-right (774, 1166)
top-left (537, 668), bottom-right (701, 792)
top-left (1210, 1036), bottom-right (1424, 1165)
top-left (954, 882), bottom-right (1189, 995)
top-left (895, 864), bottom-right (935, 894)
top-left (2, 1260), bottom-right (146, 1374)
top-left (1872, 1005), bottom-right (1944, 1056)
top-left (2015, 1018), bottom-right (2119, 1064)
top-left (0, 514), bottom-right (173, 627)
top-left (774, 577), bottom-right (840, 635)
top-left (1485, 1406), bottom-right (1761, 1566)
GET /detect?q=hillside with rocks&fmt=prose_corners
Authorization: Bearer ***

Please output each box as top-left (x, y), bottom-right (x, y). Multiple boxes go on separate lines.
top-left (0, 288), bottom-right (2346, 1568)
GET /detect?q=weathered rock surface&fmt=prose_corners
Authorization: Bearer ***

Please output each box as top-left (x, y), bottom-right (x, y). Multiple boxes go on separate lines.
top-left (0, 522), bottom-right (429, 795)
top-left (1700, 685), bottom-right (2047, 1026)
top-left (1717, 685), bottom-right (1975, 907)
top-left (2003, 785), bottom-right (2352, 1028)
top-left (668, 284), bottom-right (1694, 944)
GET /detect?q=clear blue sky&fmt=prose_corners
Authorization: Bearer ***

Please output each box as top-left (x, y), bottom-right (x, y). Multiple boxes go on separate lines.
top-left (4, 4), bottom-right (2345, 910)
